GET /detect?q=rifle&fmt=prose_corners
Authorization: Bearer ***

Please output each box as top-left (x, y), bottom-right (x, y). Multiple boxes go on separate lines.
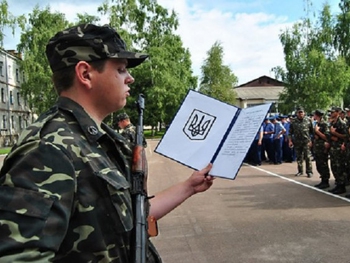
top-left (131, 94), bottom-right (148, 263)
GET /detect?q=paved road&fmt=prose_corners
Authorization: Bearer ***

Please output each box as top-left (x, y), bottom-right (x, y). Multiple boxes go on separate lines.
top-left (1, 141), bottom-right (350, 263)
top-left (146, 140), bottom-right (350, 263)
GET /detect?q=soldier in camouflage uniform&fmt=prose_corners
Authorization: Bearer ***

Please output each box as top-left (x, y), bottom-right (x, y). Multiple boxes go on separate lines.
top-left (116, 112), bottom-right (147, 147)
top-left (328, 107), bottom-right (348, 194)
top-left (312, 109), bottom-right (331, 189)
top-left (288, 107), bottom-right (314, 177)
top-left (0, 24), bottom-right (214, 262)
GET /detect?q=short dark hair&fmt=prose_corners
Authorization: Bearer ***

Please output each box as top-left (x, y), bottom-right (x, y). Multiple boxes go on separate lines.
top-left (52, 59), bottom-right (108, 94)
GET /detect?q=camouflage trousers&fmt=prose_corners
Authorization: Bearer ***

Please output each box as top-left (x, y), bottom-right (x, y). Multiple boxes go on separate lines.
top-left (329, 145), bottom-right (347, 185)
top-left (313, 143), bottom-right (330, 180)
top-left (294, 143), bottom-right (312, 174)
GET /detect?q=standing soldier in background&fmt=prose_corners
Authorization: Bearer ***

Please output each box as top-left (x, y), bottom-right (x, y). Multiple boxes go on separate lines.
top-left (328, 107), bottom-right (348, 194)
top-left (116, 112), bottom-right (148, 147)
top-left (288, 107), bottom-right (314, 178)
top-left (281, 115), bottom-right (294, 163)
top-left (271, 116), bottom-right (286, 165)
top-left (313, 109), bottom-right (331, 189)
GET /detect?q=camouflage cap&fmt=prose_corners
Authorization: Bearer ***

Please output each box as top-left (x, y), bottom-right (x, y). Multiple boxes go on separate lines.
top-left (116, 112), bottom-right (130, 122)
top-left (330, 106), bottom-right (342, 112)
top-left (313, 109), bottom-right (324, 117)
top-left (46, 23), bottom-right (149, 72)
top-left (296, 106), bottom-right (304, 112)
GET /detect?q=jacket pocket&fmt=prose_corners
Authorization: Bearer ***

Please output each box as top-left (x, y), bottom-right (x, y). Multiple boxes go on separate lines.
top-left (0, 186), bottom-right (56, 242)
top-left (95, 168), bottom-right (133, 232)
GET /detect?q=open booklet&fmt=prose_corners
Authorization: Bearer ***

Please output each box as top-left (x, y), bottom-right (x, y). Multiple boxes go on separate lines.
top-left (154, 90), bottom-right (272, 180)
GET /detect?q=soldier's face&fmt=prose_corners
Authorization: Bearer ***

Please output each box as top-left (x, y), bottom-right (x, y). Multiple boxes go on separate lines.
top-left (297, 111), bottom-right (304, 119)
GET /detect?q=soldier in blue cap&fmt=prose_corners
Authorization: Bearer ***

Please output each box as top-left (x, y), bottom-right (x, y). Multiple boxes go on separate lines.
top-left (271, 116), bottom-right (286, 164)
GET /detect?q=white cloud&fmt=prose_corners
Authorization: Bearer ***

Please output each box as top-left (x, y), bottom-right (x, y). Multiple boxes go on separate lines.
top-left (159, 0), bottom-right (293, 85)
top-left (4, 0), bottom-right (296, 85)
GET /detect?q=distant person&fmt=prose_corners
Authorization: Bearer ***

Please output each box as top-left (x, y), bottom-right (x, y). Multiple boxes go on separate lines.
top-left (116, 112), bottom-right (147, 147)
top-left (271, 116), bottom-right (286, 164)
top-left (262, 117), bottom-right (274, 163)
top-left (288, 106), bottom-right (314, 177)
top-left (328, 107), bottom-right (348, 194)
top-left (247, 125), bottom-right (263, 166)
top-left (312, 109), bottom-right (331, 189)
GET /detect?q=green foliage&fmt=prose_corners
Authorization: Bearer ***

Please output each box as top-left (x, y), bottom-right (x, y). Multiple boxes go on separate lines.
top-left (273, 2), bottom-right (350, 113)
top-left (0, 0), bottom-right (18, 47)
top-left (334, 0), bottom-right (350, 107)
top-left (199, 41), bottom-right (238, 105)
top-left (17, 6), bottom-right (71, 114)
top-left (99, 0), bottom-right (196, 127)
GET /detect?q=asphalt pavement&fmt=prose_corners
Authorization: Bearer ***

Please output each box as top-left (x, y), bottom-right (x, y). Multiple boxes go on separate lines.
top-left (1, 141), bottom-right (350, 263)
top-left (146, 140), bottom-right (350, 263)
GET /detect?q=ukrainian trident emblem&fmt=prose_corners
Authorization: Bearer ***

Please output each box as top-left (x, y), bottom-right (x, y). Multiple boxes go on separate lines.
top-left (183, 109), bottom-right (216, 140)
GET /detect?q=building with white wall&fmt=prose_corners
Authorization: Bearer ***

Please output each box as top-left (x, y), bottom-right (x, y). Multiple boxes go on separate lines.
top-left (0, 49), bottom-right (32, 147)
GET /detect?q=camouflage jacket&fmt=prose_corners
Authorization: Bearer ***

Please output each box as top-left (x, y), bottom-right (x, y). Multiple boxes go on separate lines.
top-left (0, 97), bottom-right (157, 262)
top-left (329, 116), bottom-right (347, 146)
top-left (288, 117), bottom-right (314, 144)
top-left (120, 124), bottom-right (147, 148)
top-left (313, 120), bottom-right (329, 150)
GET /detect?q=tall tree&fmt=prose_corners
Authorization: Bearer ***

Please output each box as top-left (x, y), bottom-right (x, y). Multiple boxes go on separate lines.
top-left (17, 6), bottom-right (71, 114)
top-left (0, 0), bottom-right (18, 47)
top-left (199, 41), bottom-right (238, 104)
top-left (334, 0), bottom-right (350, 106)
top-left (98, 0), bottom-right (196, 131)
top-left (273, 2), bottom-right (350, 113)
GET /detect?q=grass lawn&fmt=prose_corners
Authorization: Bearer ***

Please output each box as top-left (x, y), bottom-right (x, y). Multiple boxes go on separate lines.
top-left (0, 147), bottom-right (11, 155)
top-left (144, 129), bottom-right (165, 139)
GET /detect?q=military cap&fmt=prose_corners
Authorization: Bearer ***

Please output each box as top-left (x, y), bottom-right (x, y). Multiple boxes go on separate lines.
top-left (46, 24), bottom-right (149, 72)
top-left (330, 106), bottom-right (342, 112)
top-left (296, 106), bottom-right (304, 112)
top-left (345, 107), bottom-right (350, 112)
top-left (313, 109), bottom-right (324, 117)
top-left (116, 112), bottom-right (130, 122)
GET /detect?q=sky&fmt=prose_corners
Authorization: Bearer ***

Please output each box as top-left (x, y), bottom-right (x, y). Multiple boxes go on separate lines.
top-left (3, 0), bottom-right (340, 85)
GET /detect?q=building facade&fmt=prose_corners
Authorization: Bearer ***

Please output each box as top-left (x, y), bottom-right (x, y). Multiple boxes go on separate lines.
top-left (234, 75), bottom-right (285, 114)
top-left (0, 49), bottom-right (32, 147)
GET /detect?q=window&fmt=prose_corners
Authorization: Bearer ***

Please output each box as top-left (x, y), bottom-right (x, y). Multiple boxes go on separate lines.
top-left (2, 115), bottom-right (6, 129)
top-left (0, 61), bottom-right (3, 76)
top-left (19, 116), bottom-right (23, 129)
top-left (16, 68), bottom-right (20, 82)
top-left (11, 115), bottom-right (15, 129)
top-left (1, 88), bottom-right (4, 103)
top-left (17, 92), bottom-right (20, 106)
top-left (10, 91), bottom-right (13, 105)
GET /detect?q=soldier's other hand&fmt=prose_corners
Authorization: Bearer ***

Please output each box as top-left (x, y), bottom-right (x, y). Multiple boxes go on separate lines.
top-left (186, 163), bottom-right (215, 195)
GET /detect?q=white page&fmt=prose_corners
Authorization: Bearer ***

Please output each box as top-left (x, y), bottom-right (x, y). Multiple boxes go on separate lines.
top-left (155, 90), bottom-right (238, 170)
top-left (210, 103), bottom-right (272, 179)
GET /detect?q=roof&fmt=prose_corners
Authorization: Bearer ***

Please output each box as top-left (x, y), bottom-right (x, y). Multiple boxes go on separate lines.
top-left (237, 75), bottom-right (285, 87)
top-left (234, 86), bottom-right (284, 100)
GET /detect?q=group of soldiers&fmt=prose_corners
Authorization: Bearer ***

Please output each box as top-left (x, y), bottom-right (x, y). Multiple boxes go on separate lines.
top-left (247, 106), bottom-right (350, 198)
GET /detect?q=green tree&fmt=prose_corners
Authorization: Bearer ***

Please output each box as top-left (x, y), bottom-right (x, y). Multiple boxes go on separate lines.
top-left (199, 41), bottom-right (238, 104)
top-left (98, 0), bottom-right (196, 132)
top-left (273, 2), bottom-right (350, 113)
top-left (0, 0), bottom-right (18, 47)
top-left (334, 0), bottom-right (350, 107)
top-left (17, 6), bottom-right (71, 114)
